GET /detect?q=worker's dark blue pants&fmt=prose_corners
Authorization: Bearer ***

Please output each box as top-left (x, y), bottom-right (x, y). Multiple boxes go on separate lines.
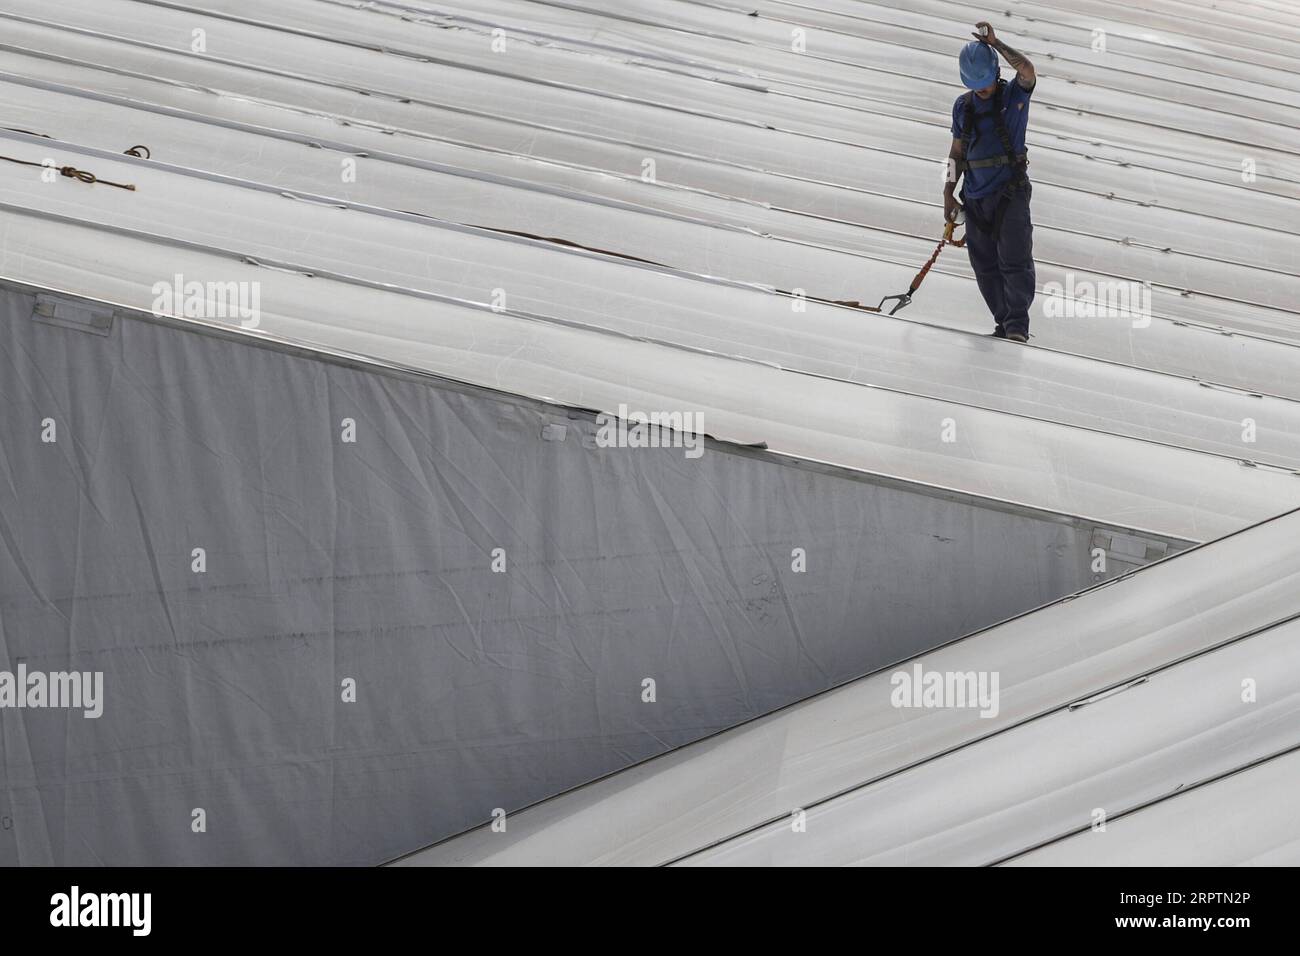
top-left (962, 182), bottom-right (1035, 338)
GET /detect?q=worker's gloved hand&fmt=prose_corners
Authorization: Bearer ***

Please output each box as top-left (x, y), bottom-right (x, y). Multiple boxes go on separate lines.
top-left (944, 194), bottom-right (963, 224)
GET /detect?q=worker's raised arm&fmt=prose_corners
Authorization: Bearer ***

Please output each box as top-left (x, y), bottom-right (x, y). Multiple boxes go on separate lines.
top-left (975, 22), bottom-right (1035, 90)
top-left (943, 137), bottom-right (964, 223)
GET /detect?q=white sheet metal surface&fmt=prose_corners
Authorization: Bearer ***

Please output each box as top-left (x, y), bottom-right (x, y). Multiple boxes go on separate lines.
top-left (7, 33), bottom-right (1299, 235)
top-left (393, 507), bottom-right (1300, 866)
top-left (48, 0), bottom-right (1299, 164)
top-left (10, 80), bottom-right (1296, 280)
top-left (706, 0), bottom-right (1300, 100)
top-left (2, 0), bottom-right (1298, 865)
top-left (3, 95), bottom-right (1300, 465)
top-left (18, 279), bottom-right (1139, 865)
top-left (1005, 748), bottom-right (1300, 867)
top-left (679, 617), bottom-right (1300, 866)
top-left (2, 12), bottom-right (1297, 331)
top-left (7, 205), bottom-right (1300, 543)
top-left (369, 0), bottom-right (1300, 126)
top-left (4, 5), bottom-right (1300, 194)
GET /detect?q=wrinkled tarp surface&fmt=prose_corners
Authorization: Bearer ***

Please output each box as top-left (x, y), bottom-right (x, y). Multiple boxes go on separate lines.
top-left (401, 506), bottom-right (1300, 867)
top-left (0, 287), bottom-right (1172, 864)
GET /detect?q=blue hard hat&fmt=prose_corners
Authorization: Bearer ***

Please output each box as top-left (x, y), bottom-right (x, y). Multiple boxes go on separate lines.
top-left (959, 40), bottom-right (999, 90)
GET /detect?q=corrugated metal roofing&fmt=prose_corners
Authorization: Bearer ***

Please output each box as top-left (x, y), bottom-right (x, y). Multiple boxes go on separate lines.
top-left (3, 1), bottom-right (1300, 541)
top-left (394, 506), bottom-right (1300, 866)
top-left (1006, 746), bottom-right (1300, 867)
top-left (2, 0), bottom-right (1298, 864)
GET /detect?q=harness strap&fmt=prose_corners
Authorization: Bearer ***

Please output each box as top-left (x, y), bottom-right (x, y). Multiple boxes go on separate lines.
top-left (991, 82), bottom-right (1029, 186)
top-left (965, 152), bottom-right (1027, 170)
top-left (959, 89), bottom-right (977, 169)
top-left (956, 80), bottom-right (1028, 184)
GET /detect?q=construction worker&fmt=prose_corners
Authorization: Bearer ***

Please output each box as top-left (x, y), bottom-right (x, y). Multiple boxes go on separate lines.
top-left (943, 22), bottom-right (1037, 342)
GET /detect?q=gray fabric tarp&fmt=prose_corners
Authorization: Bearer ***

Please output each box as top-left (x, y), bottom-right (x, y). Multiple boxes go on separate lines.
top-left (0, 285), bottom-right (1179, 864)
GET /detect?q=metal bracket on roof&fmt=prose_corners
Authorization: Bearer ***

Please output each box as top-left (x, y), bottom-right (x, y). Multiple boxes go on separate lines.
top-left (31, 294), bottom-right (114, 336)
top-left (1068, 676), bottom-right (1149, 712)
top-left (359, 90), bottom-right (414, 104)
top-left (1091, 528), bottom-right (1170, 564)
top-left (1196, 380), bottom-right (1263, 398)
top-left (1119, 237), bottom-right (1173, 253)
top-left (305, 142), bottom-right (369, 156)
top-left (1102, 192), bottom-right (1155, 208)
top-left (1176, 322), bottom-right (1234, 335)
top-left (279, 192), bottom-right (348, 209)
top-left (1085, 154), bottom-right (1132, 168)
top-left (240, 256), bottom-right (315, 278)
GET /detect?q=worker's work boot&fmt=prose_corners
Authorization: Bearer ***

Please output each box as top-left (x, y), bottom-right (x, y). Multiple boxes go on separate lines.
top-left (1008, 332), bottom-right (1028, 343)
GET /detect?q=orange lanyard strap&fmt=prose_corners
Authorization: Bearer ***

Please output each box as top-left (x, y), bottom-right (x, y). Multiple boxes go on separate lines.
top-left (862, 220), bottom-right (966, 315)
top-left (908, 220), bottom-right (966, 291)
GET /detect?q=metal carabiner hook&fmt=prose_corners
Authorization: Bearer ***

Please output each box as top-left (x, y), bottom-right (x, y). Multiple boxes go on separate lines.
top-left (863, 292), bottom-right (912, 315)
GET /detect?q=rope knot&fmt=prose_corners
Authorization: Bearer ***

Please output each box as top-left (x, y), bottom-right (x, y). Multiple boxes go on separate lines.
top-left (59, 166), bottom-right (97, 184)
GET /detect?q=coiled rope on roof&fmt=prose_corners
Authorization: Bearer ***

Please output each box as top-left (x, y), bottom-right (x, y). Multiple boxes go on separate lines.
top-left (0, 134), bottom-right (152, 191)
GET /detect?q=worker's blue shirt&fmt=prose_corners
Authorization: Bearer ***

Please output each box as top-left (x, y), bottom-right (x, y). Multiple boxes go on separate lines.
top-left (951, 77), bottom-right (1033, 199)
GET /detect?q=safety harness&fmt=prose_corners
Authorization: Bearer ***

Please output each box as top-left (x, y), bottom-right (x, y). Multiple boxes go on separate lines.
top-left (840, 82), bottom-right (1032, 317)
top-left (958, 79), bottom-right (1029, 239)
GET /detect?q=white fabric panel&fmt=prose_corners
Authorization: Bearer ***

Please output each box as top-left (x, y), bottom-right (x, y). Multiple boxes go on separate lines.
top-left (125, 0), bottom-right (1300, 150)
top-left (5, 18), bottom-right (1299, 331)
top-left (3, 100), bottom-right (1300, 466)
top-left (1005, 749), bottom-right (1300, 866)
top-left (5, 81), bottom-right (1297, 294)
top-left (5, 0), bottom-right (1300, 183)
top-left (394, 507), bottom-right (1300, 866)
top-left (5, 125), bottom-right (1300, 414)
top-left (994, 0), bottom-right (1300, 62)
top-left (2, 0), bottom-right (1297, 867)
top-left (679, 618), bottom-right (1300, 865)
top-left (701, 0), bottom-right (1300, 100)
top-left (6, 207), bottom-right (1300, 543)
top-left (8, 283), bottom-right (1135, 864)
top-left (7, 30), bottom-right (1299, 227)
top-left (378, 0), bottom-right (1300, 120)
